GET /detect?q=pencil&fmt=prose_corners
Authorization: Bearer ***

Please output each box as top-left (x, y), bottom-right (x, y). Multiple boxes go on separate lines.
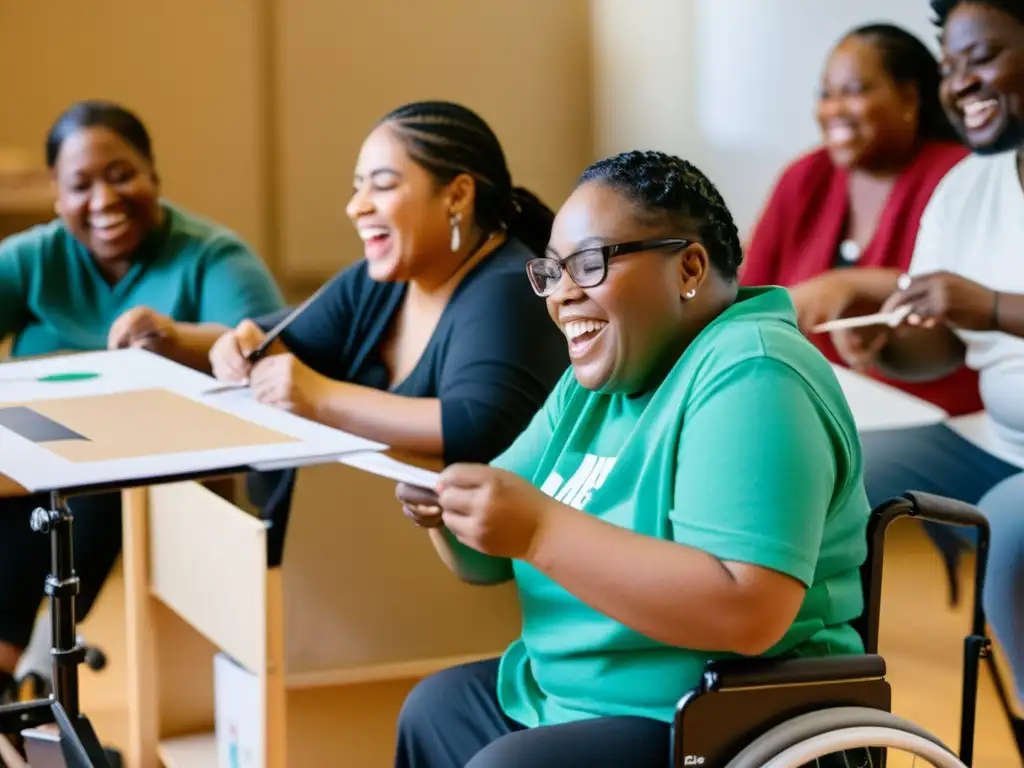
top-left (244, 277), bottom-right (336, 364)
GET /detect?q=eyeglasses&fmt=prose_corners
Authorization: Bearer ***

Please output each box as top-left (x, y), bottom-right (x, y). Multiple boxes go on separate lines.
top-left (525, 238), bottom-right (691, 297)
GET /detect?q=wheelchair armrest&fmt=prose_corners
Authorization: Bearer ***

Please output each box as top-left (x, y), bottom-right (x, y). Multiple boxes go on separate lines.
top-left (700, 653), bottom-right (886, 691)
top-left (675, 654), bottom-right (892, 766)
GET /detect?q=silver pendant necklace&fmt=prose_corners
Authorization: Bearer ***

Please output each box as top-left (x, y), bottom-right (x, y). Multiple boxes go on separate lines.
top-left (839, 239), bottom-right (862, 264)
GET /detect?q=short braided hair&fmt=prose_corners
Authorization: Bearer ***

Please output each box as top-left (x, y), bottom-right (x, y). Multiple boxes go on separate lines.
top-left (931, 0), bottom-right (1024, 27)
top-left (380, 100), bottom-right (554, 257)
top-left (578, 151), bottom-right (743, 279)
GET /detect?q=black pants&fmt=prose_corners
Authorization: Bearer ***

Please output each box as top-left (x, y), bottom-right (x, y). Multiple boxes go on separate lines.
top-left (0, 492), bottom-right (122, 651)
top-left (0, 469), bottom-right (291, 654)
top-left (394, 658), bottom-right (671, 768)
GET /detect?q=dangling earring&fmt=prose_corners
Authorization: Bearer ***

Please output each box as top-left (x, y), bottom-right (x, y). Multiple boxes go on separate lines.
top-left (683, 288), bottom-right (697, 300)
top-left (449, 212), bottom-right (463, 252)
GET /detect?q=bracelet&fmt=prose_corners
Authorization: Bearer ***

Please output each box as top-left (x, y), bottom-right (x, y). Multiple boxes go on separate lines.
top-left (991, 291), bottom-right (1001, 331)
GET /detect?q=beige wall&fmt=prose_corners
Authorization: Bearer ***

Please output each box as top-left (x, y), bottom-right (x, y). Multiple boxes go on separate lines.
top-left (275, 0), bottom-right (593, 279)
top-left (0, 1), bottom-right (593, 283)
top-left (590, 0), bottom-right (696, 161)
top-left (589, 0), bottom-right (944, 238)
top-left (0, 0), bottom-right (270, 256)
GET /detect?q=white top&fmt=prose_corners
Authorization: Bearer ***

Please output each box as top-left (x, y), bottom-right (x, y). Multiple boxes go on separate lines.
top-left (909, 150), bottom-right (1024, 466)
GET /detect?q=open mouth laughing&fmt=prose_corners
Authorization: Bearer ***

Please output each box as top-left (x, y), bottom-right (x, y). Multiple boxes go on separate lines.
top-left (958, 96), bottom-right (1001, 132)
top-left (89, 211), bottom-right (133, 244)
top-left (358, 224), bottom-right (393, 261)
top-left (562, 317), bottom-right (609, 360)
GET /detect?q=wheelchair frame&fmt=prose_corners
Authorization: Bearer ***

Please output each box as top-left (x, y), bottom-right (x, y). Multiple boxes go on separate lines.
top-left (671, 491), bottom-right (1022, 768)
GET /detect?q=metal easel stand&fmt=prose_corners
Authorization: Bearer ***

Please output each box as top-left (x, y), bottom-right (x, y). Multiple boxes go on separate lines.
top-left (0, 492), bottom-right (113, 768)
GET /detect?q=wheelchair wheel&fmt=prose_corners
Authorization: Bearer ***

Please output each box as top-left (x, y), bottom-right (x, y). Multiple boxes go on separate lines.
top-left (725, 706), bottom-right (967, 767)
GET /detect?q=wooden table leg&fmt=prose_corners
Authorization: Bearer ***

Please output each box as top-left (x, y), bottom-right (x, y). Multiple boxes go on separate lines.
top-left (265, 568), bottom-right (286, 768)
top-left (122, 488), bottom-right (160, 768)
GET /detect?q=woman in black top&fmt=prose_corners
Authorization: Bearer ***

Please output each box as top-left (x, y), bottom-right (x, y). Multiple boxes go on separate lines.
top-left (210, 101), bottom-right (568, 468)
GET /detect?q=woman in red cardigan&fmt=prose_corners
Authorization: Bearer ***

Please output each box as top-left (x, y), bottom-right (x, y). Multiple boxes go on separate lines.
top-left (742, 23), bottom-right (981, 415)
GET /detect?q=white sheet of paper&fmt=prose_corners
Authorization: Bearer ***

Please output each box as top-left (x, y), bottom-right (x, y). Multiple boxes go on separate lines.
top-left (0, 349), bottom-right (387, 492)
top-left (811, 306), bottom-right (911, 334)
top-left (339, 451), bottom-right (440, 489)
top-left (830, 364), bottom-right (948, 432)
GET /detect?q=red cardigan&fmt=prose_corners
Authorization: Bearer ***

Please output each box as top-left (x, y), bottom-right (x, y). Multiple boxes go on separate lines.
top-left (741, 141), bottom-right (982, 417)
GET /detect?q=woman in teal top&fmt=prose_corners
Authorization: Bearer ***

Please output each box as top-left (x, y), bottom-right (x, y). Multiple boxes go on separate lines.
top-left (395, 151), bottom-right (871, 767)
top-left (0, 100), bottom-right (283, 366)
top-left (0, 101), bottom-right (283, 709)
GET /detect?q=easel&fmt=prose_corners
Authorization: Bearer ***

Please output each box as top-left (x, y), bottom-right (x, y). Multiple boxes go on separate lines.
top-left (0, 348), bottom-right (390, 766)
top-left (0, 491), bottom-right (116, 767)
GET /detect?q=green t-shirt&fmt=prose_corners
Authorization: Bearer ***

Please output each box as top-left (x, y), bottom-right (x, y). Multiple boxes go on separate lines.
top-left (491, 286), bottom-right (870, 727)
top-left (0, 201), bottom-right (285, 358)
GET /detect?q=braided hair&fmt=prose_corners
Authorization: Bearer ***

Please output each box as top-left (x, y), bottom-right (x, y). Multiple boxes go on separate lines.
top-left (845, 24), bottom-right (960, 143)
top-left (931, 0), bottom-right (1024, 26)
top-left (380, 101), bottom-right (554, 257)
top-left (578, 151), bottom-right (743, 280)
top-left (46, 101), bottom-right (153, 169)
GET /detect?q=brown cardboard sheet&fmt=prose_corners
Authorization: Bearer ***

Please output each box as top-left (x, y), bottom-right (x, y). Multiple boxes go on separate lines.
top-left (1, 388), bottom-right (298, 463)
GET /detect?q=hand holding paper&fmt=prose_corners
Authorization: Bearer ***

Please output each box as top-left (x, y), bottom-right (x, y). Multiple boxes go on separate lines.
top-left (810, 305), bottom-right (912, 334)
top-left (396, 482), bottom-right (444, 528)
top-left (887, 271), bottom-right (1000, 332)
top-left (816, 294), bottom-right (912, 372)
top-left (337, 452), bottom-right (443, 526)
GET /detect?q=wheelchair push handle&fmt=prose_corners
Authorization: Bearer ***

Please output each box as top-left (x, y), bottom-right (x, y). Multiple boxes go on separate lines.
top-left (900, 489), bottom-right (990, 635)
top-left (903, 491), bottom-right (990, 535)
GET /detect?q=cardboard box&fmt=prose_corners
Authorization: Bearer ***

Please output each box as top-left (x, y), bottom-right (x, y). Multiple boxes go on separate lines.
top-left (214, 653), bottom-right (263, 768)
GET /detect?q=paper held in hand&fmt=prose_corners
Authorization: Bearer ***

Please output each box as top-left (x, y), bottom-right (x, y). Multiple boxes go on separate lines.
top-left (811, 305), bottom-right (912, 335)
top-left (339, 451), bottom-right (440, 489)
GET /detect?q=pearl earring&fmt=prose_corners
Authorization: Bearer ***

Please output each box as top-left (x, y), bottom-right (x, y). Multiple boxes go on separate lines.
top-left (449, 212), bottom-right (463, 252)
top-left (683, 288), bottom-right (697, 300)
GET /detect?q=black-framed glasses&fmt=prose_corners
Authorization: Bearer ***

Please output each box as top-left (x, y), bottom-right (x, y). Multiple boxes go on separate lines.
top-left (525, 238), bottom-right (691, 297)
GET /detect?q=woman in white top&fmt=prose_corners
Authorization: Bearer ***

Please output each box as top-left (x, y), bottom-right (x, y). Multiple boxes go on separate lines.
top-left (836, 0), bottom-right (1024, 706)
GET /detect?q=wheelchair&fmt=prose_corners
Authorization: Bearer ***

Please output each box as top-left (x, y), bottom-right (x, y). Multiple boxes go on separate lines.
top-left (672, 491), bottom-right (1024, 767)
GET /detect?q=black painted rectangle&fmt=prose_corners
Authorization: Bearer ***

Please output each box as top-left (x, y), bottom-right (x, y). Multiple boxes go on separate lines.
top-left (0, 406), bottom-right (89, 443)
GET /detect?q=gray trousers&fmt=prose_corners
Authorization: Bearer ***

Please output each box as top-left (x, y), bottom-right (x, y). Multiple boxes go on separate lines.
top-left (861, 424), bottom-right (1023, 702)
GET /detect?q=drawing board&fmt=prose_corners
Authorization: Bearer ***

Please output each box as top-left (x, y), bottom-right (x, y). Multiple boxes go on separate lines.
top-left (0, 349), bottom-right (386, 493)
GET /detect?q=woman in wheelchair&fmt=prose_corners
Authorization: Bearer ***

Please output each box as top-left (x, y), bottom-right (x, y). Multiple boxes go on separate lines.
top-left (393, 150), bottom-right (872, 768)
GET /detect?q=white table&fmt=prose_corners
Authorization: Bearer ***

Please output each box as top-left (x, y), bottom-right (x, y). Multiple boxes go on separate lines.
top-left (830, 364), bottom-right (948, 432)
